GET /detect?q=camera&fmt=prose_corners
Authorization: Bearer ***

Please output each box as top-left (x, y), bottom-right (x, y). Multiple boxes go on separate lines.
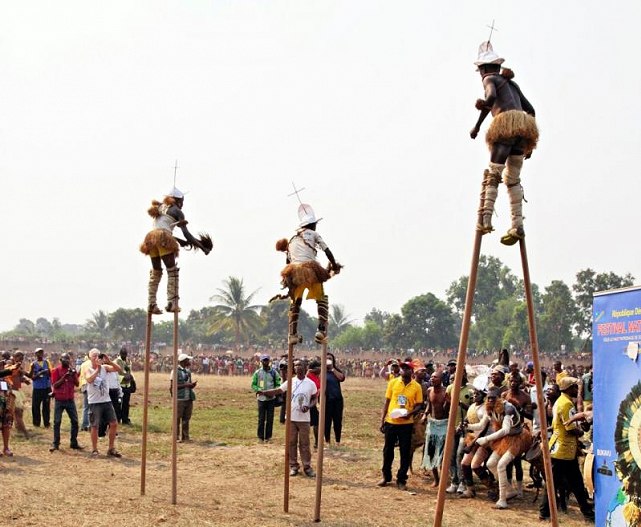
top-left (98, 353), bottom-right (106, 360)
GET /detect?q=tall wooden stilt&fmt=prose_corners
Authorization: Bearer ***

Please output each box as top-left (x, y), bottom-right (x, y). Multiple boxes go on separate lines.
top-left (433, 230), bottom-right (483, 527)
top-left (283, 338), bottom-right (294, 513)
top-left (519, 238), bottom-right (559, 526)
top-left (313, 340), bottom-right (328, 522)
top-left (171, 310), bottom-right (179, 505)
top-left (140, 311), bottom-right (153, 496)
top-left (432, 232), bottom-right (558, 526)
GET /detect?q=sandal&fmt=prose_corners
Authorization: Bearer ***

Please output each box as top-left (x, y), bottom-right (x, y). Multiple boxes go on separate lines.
top-left (91, 450), bottom-right (100, 457)
top-left (3, 448), bottom-right (13, 457)
top-left (107, 448), bottom-right (122, 458)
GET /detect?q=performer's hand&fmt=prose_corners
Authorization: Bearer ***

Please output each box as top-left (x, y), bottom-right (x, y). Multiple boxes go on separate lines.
top-left (470, 127), bottom-right (479, 140)
top-left (476, 437), bottom-right (487, 447)
top-left (475, 98), bottom-right (487, 110)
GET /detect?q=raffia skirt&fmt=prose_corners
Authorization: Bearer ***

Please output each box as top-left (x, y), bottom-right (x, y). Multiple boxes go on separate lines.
top-left (486, 110), bottom-right (539, 155)
top-left (140, 229), bottom-right (180, 257)
top-left (492, 427), bottom-right (533, 457)
top-left (280, 261), bottom-right (330, 300)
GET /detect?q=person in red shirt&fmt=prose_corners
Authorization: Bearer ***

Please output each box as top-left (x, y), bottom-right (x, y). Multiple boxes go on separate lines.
top-left (50, 353), bottom-right (82, 452)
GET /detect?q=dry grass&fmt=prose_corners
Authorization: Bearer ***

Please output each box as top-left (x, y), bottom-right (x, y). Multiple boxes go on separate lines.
top-left (2, 374), bottom-right (589, 526)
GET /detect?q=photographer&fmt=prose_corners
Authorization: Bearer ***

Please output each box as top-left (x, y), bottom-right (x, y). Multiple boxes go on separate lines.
top-left (50, 353), bottom-right (81, 452)
top-left (85, 348), bottom-right (122, 457)
top-left (27, 347), bottom-right (52, 428)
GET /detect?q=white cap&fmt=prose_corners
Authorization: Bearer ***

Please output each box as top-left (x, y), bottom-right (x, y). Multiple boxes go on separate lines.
top-left (474, 41), bottom-right (505, 66)
top-left (168, 187), bottom-right (185, 199)
top-left (178, 353), bottom-right (192, 362)
top-left (298, 203), bottom-right (322, 228)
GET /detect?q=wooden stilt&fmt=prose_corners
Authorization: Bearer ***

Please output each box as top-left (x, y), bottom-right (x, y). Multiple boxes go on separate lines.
top-left (313, 340), bottom-right (328, 522)
top-left (283, 338), bottom-right (294, 513)
top-left (519, 238), bottom-right (559, 526)
top-left (140, 311), bottom-right (153, 496)
top-left (433, 230), bottom-right (483, 527)
top-left (171, 310), bottom-right (179, 505)
top-left (433, 232), bottom-right (558, 526)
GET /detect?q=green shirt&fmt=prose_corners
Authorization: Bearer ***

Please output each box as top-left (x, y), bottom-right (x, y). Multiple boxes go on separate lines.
top-left (251, 368), bottom-right (281, 402)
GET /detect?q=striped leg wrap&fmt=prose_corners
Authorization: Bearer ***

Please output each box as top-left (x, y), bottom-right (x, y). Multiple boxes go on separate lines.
top-left (477, 163), bottom-right (503, 234)
top-left (148, 269), bottom-right (163, 315)
top-left (165, 267), bottom-right (180, 313)
top-left (315, 295), bottom-right (329, 343)
top-left (288, 299), bottom-right (302, 344)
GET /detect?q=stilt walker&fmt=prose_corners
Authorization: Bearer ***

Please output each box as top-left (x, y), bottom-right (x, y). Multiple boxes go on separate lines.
top-left (272, 189), bottom-right (342, 514)
top-left (139, 182), bottom-right (212, 501)
top-left (433, 36), bottom-right (558, 526)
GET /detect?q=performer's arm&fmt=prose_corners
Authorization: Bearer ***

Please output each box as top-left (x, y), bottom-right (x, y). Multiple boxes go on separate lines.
top-left (467, 414), bottom-right (489, 432)
top-left (168, 206), bottom-right (208, 252)
top-left (324, 248), bottom-right (340, 272)
top-left (470, 77), bottom-right (496, 139)
top-left (477, 414), bottom-right (511, 445)
top-left (512, 81), bottom-right (535, 116)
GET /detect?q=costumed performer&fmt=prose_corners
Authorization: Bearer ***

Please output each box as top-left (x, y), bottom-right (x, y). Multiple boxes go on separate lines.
top-left (470, 41), bottom-right (539, 245)
top-left (474, 387), bottom-right (532, 509)
top-left (274, 203), bottom-right (342, 345)
top-left (140, 187), bottom-right (212, 314)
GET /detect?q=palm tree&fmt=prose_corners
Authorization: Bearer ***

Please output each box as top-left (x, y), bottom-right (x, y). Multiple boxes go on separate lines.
top-left (330, 304), bottom-right (354, 336)
top-left (85, 310), bottom-right (110, 338)
top-left (208, 276), bottom-right (263, 349)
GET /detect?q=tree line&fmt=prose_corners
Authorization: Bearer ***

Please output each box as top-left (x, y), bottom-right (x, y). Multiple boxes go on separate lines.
top-left (2, 261), bottom-right (634, 354)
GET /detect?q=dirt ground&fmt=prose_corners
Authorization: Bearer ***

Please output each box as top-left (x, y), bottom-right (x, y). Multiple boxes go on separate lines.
top-left (2, 374), bottom-right (590, 527)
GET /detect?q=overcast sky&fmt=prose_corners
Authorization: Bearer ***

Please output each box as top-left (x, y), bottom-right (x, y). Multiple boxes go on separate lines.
top-left (1, 1), bottom-right (639, 332)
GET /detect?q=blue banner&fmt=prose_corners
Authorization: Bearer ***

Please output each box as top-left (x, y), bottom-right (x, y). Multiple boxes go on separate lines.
top-left (593, 286), bottom-right (641, 526)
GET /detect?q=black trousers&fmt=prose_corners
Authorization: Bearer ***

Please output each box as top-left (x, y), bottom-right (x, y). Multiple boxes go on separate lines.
top-left (381, 423), bottom-right (413, 485)
top-left (52, 399), bottom-right (79, 447)
top-left (120, 387), bottom-right (132, 424)
top-left (257, 399), bottom-right (276, 441)
top-left (32, 388), bottom-right (51, 427)
top-left (539, 457), bottom-right (593, 519)
top-left (324, 397), bottom-right (344, 444)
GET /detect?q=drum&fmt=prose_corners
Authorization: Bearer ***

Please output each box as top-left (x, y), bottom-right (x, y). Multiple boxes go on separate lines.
top-left (583, 447), bottom-right (595, 498)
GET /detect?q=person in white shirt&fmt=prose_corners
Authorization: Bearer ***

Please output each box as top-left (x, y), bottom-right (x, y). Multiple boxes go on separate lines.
top-left (85, 348), bottom-right (122, 457)
top-left (260, 360), bottom-right (317, 477)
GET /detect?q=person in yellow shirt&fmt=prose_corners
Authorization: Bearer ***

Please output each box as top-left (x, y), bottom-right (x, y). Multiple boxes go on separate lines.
top-left (377, 362), bottom-right (423, 491)
top-left (539, 377), bottom-right (594, 521)
top-left (552, 360), bottom-right (568, 384)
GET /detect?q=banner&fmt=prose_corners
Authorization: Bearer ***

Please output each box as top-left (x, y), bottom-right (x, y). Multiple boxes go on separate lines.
top-left (593, 286), bottom-right (641, 526)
